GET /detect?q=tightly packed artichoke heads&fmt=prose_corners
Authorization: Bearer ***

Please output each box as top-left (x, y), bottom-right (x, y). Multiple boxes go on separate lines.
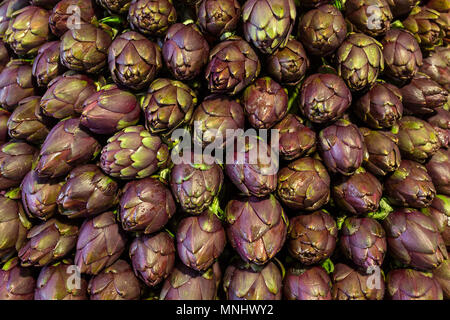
top-left (0, 0), bottom-right (448, 301)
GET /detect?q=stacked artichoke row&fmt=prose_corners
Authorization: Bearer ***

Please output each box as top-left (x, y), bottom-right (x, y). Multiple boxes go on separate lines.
top-left (0, 0), bottom-right (448, 301)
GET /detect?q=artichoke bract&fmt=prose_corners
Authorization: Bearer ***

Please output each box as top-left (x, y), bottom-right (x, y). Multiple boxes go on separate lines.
top-left (21, 170), bottom-right (64, 221)
top-left (287, 210), bottom-right (337, 265)
top-left (0, 41), bottom-right (8, 73)
top-left (299, 73), bottom-right (352, 124)
top-left (162, 22), bottom-right (209, 81)
top-left (298, 4), bottom-right (347, 56)
top-left (108, 31), bottom-right (162, 91)
top-left (283, 266), bottom-right (332, 300)
top-left (192, 95), bottom-right (245, 149)
top-left (35, 118), bottom-right (101, 179)
top-left (331, 263), bottom-right (385, 300)
top-left (120, 177), bottom-right (176, 234)
top-left (382, 29), bottom-right (423, 81)
top-left (225, 195), bottom-right (288, 265)
top-left (0, 257), bottom-right (35, 300)
top-left (419, 47), bottom-right (450, 91)
top-left (35, 261), bottom-right (89, 300)
top-left (32, 41), bottom-right (64, 88)
top-left (0, 108), bottom-right (8, 144)
top-left (0, 0), bottom-right (28, 37)
top-left (396, 116), bottom-right (440, 163)
top-left (170, 154), bottom-right (223, 215)
top-left (387, 268), bottom-right (443, 300)
top-left (242, 77), bottom-right (288, 129)
top-left (433, 259), bottom-right (450, 299)
top-left (387, 0), bottom-right (416, 17)
top-left (177, 210), bottom-right (226, 271)
top-left (223, 260), bottom-right (282, 300)
top-left (426, 149), bottom-right (450, 196)
top-left (57, 164), bottom-right (120, 219)
top-left (225, 137), bottom-right (277, 198)
top-left (383, 208), bottom-right (448, 270)
top-left (421, 195), bottom-right (450, 246)
top-left (99, 0), bottom-right (132, 15)
top-left (277, 157), bottom-right (330, 210)
top-left (354, 82), bottom-right (403, 129)
top-left (428, 108), bottom-right (450, 148)
top-left (88, 259), bottom-right (141, 300)
top-left (160, 262), bottom-right (220, 300)
top-left (0, 141), bottom-right (37, 190)
top-left (0, 60), bottom-right (35, 111)
top-left (129, 232), bottom-right (175, 287)
top-left (142, 78), bottom-right (196, 134)
top-left (49, 0), bottom-right (96, 37)
top-left (205, 36), bottom-right (260, 95)
top-left (336, 33), bottom-right (384, 91)
top-left (75, 211), bottom-right (127, 275)
top-left (128, 0), bottom-right (177, 37)
top-left (274, 114), bottom-right (316, 161)
top-left (18, 217), bottom-right (79, 267)
top-left (333, 168), bottom-right (383, 215)
top-left (345, 0), bottom-right (393, 37)
top-left (0, 195), bottom-right (30, 262)
top-left (319, 119), bottom-right (367, 176)
top-left (40, 72), bottom-right (97, 119)
top-left (266, 39), bottom-right (309, 86)
top-left (197, 0), bottom-right (241, 38)
top-left (340, 217), bottom-right (387, 271)
top-left (60, 23), bottom-right (112, 74)
top-left (385, 160), bottom-right (436, 208)
top-left (100, 125), bottom-right (169, 180)
top-left (80, 85), bottom-right (141, 135)
top-left (5, 6), bottom-right (50, 57)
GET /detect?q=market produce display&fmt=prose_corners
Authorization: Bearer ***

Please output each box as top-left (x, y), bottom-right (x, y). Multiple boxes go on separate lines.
top-left (0, 0), bottom-right (448, 301)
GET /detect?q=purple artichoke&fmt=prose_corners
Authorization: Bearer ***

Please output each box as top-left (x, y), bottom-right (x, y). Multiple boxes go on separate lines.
top-left (32, 41), bottom-right (64, 88)
top-left (0, 60), bottom-right (35, 111)
top-left (420, 46), bottom-right (450, 91)
top-left (49, 0), bottom-right (96, 36)
top-left (0, 0), bottom-right (29, 37)
top-left (0, 141), bottom-right (37, 190)
top-left (128, 0), bottom-right (177, 37)
top-left (0, 108), bottom-right (9, 144)
top-left (197, 0), bottom-right (241, 38)
top-left (345, 0), bottom-right (393, 37)
top-left (0, 257), bottom-right (35, 300)
top-left (433, 259), bottom-right (450, 299)
top-left (387, 0), bottom-right (417, 17)
top-left (387, 268), bottom-right (443, 300)
top-left (426, 148), bottom-right (450, 196)
top-left (428, 108), bottom-right (450, 148)
top-left (98, 0), bottom-right (131, 15)
top-left (421, 195), bottom-right (450, 247)
top-left (283, 266), bottom-right (332, 300)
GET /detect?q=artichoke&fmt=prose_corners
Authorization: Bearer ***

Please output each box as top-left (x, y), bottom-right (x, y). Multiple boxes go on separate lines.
top-left (197, 0), bottom-right (241, 38)
top-left (387, 0), bottom-right (417, 17)
top-left (266, 38), bottom-right (309, 86)
top-left (88, 260), bottom-right (141, 300)
top-left (382, 28), bottom-right (423, 81)
top-left (75, 211), bottom-right (126, 275)
top-left (283, 266), bottom-right (332, 300)
top-left (108, 31), bottom-right (162, 91)
top-left (331, 263), bottom-right (385, 300)
top-left (277, 157), bottom-right (330, 210)
top-left (223, 260), bottom-right (282, 300)
top-left (425, 148), bottom-right (450, 196)
top-left (31, 0), bottom-right (63, 10)
top-left (0, 108), bottom-right (9, 144)
top-left (128, 0), bottom-right (177, 37)
top-left (0, 141), bottom-right (37, 190)
top-left (419, 47), bottom-right (450, 91)
top-left (225, 195), bottom-right (288, 265)
top-left (340, 217), bottom-right (387, 270)
top-left (49, 0), bottom-right (96, 36)
top-left (287, 210), bottom-right (337, 265)
top-left (5, 6), bottom-right (50, 57)
top-left (383, 208), bottom-right (448, 270)
top-left (421, 195), bottom-right (450, 247)
top-left (57, 164), bottom-right (120, 219)
top-left (242, 77), bottom-right (288, 129)
top-left (433, 259), bottom-right (450, 299)
top-left (0, 60), bottom-right (35, 111)
top-left (336, 33), bottom-right (384, 91)
top-left (428, 108), bottom-right (450, 148)
top-left (98, 0), bottom-right (132, 15)
top-left (273, 114), bottom-right (316, 161)
top-left (129, 232), bottom-right (175, 287)
top-left (387, 268), bottom-right (443, 300)
top-left (21, 170), bottom-right (64, 221)
top-left (345, 0), bottom-right (393, 37)
top-left (141, 78), bottom-right (196, 134)
top-left (385, 160), bottom-right (436, 208)
top-left (60, 23), bottom-right (112, 74)
top-left (35, 118), bottom-right (101, 179)
top-left (32, 41), bottom-right (63, 88)
top-left (18, 217), bottom-right (78, 267)
top-left (0, 0), bottom-right (28, 37)
top-left (170, 153), bottom-right (223, 214)
top-left (177, 210), bottom-right (226, 271)
top-left (0, 41), bottom-right (8, 73)
top-left (299, 73), bottom-right (352, 124)
top-left (354, 82), bottom-right (403, 129)
top-left (80, 85), bottom-right (141, 135)
top-left (0, 257), bottom-right (35, 300)
top-left (120, 177), bottom-right (176, 233)
top-left (35, 261), bottom-right (89, 300)
top-left (162, 22), bottom-right (209, 81)
top-left (100, 125), bottom-right (169, 180)
top-left (205, 36), bottom-right (260, 95)
top-left (40, 72), bottom-right (97, 120)
top-left (319, 119), bottom-right (367, 175)
top-left (298, 4), bottom-right (347, 56)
